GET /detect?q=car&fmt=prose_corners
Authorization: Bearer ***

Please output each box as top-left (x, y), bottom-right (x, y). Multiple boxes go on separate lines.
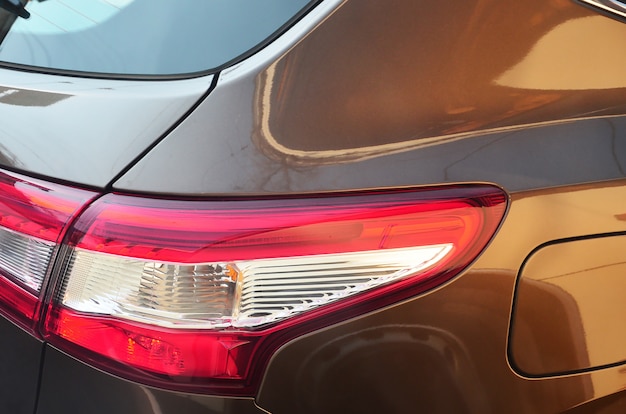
top-left (0, 0), bottom-right (625, 413)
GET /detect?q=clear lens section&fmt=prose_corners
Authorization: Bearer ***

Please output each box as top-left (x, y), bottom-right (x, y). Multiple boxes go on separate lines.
top-left (235, 245), bottom-right (452, 327)
top-left (0, 225), bottom-right (55, 292)
top-left (59, 244), bottom-right (452, 329)
top-left (60, 249), bottom-right (241, 328)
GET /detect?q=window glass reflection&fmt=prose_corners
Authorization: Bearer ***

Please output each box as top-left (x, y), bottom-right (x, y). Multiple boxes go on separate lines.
top-left (0, 0), bottom-right (311, 76)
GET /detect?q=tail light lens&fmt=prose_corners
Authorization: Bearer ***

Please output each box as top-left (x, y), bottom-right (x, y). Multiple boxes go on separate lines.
top-left (0, 171), bottom-right (95, 329)
top-left (0, 170), bottom-right (507, 395)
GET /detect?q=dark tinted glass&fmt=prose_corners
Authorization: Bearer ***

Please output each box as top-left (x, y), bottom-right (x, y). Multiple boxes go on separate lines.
top-left (0, 0), bottom-right (313, 76)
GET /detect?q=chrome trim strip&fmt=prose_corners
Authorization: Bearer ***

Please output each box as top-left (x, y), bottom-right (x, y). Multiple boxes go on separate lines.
top-left (580, 0), bottom-right (626, 19)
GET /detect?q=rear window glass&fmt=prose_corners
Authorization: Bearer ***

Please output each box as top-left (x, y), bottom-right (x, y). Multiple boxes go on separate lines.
top-left (0, 0), bottom-right (314, 77)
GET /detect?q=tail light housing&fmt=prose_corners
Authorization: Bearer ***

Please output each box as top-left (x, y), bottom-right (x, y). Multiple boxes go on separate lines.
top-left (0, 169), bottom-right (507, 395)
top-left (0, 172), bottom-right (96, 330)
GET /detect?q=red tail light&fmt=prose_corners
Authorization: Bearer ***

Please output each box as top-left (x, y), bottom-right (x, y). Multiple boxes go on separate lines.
top-left (0, 171), bottom-right (95, 329)
top-left (0, 169), bottom-right (507, 395)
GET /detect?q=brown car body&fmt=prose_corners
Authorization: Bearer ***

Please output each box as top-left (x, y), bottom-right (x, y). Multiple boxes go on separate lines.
top-left (1, 1), bottom-right (626, 413)
top-left (254, 1), bottom-right (626, 412)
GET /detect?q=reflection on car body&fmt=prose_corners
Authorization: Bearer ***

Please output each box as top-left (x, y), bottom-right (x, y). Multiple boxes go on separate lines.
top-left (0, 1), bottom-right (625, 413)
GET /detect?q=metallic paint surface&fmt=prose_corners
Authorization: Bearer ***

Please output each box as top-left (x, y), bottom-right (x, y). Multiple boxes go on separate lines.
top-left (36, 346), bottom-right (267, 414)
top-left (108, 0), bottom-right (626, 411)
top-left (512, 234), bottom-right (626, 376)
top-left (0, 69), bottom-right (212, 188)
top-left (0, 316), bottom-right (42, 414)
top-left (116, 0), bottom-right (626, 195)
top-left (2, 0), bottom-right (625, 412)
top-left (258, 181), bottom-right (626, 413)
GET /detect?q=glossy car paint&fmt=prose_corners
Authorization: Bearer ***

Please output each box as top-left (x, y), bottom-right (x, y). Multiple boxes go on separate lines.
top-left (0, 69), bottom-right (213, 187)
top-left (258, 181), bottom-right (626, 413)
top-left (115, 0), bottom-right (626, 195)
top-left (512, 233), bottom-right (626, 377)
top-left (0, 317), bottom-right (41, 414)
top-left (0, 0), bottom-right (625, 413)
